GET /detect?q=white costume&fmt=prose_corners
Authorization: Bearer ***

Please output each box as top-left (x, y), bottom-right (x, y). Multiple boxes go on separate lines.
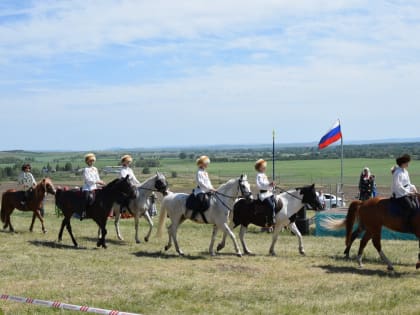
top-left (392, 167), bottom-right (417, 198)
top-left (120, 166), bottom-right (140, 186)
top-left (256, 172), bottom-right (273, 201)
top-left (194, 168), bottom-right (214, 195)
top-left (18, 172), bottom-right (36, 191)
top-left (83, 166), bottom-right (101, 191)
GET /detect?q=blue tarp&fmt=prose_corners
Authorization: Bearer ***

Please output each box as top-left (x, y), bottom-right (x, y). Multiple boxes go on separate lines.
top-left (315, 212), bottom-right (417, 240)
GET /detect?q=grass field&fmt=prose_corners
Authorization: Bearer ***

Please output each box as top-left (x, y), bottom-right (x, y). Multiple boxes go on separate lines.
top-left (1, 204), bottom-right (420, 315)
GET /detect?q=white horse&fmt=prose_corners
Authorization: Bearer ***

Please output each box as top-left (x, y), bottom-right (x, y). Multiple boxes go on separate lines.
top-left (217, 184), bottom-right (322, 256)
top-left (157, 175), bottom-right (252, 257)
top-left (113, 172), bottom-right (168, 243)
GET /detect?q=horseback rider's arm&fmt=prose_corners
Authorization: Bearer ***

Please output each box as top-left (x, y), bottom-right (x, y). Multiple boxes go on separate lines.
top-left (84, 167), bottom-right (104, 186)
top-left (29, 173), bottom-right (36, 188)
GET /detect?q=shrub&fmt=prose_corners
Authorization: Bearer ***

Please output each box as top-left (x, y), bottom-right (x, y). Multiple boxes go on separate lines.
top-left (142, 167), bottom-right (151, 174)
top-left (171, 171), bottom-right (178, 178)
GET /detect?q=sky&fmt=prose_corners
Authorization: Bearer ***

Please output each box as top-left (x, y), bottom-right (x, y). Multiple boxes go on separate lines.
top-left (0, 0), bottom-right (420, 151)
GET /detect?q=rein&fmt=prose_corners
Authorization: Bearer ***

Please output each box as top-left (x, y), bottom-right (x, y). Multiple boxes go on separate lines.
top-left (275, 187), bottom-right (303, 202)
top-left (213, 192), bottom-right (235, 212)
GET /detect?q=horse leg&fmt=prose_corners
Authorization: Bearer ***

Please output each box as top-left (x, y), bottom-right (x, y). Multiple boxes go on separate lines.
top-left (289, 222), bottom-right (305, 256)
top-left (164, 223), bottom-right (173, 252)
top-left (35, 209), bottom-right (47, 233)
top-left (29, 212), bottom-right (36, 232)
top-left (216, 232), bottom-right (227, 252)
top-left (209, 225), bottom-right (219, 256)
top-left (344, 227), bottom-right (362, 259)
top-left (114, 207), bottom-right (124, 241)
top-left (239, 225), bottom-right (253, 255)
top-left (372, 234), bottom-right (394, 271)
top-left (356, 231), bottom-right (372, 268)
top-left (220, 222), bottom-right (242, 257)
top-left (144, 211), bottom-right (153, 242)
top-left (170, 217), bottom-right (185, 256)
top-left (7, 213), bottom-right (15, 233)
top-left (269, 224), bottom-right (282, 256)
top-left (66, 219), bottom-right (78, 248)
top-left (134, 212), bottom-right (141, 244)
top-left (58, 218), bottom-right (66, 242)
top-left (416, 241), bottom-right (420, 270)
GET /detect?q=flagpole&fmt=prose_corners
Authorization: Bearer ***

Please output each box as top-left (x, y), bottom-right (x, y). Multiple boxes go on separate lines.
top-left (272, 129), bottom-right (275, 183)
top-left (340, 119), bottom-right (344, 200)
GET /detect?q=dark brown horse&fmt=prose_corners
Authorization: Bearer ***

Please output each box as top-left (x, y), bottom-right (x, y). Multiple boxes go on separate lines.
top-left (325, 197), bottom-right (420, 271)
top-left (1, 178), bottom-right (56, 233)
top-left (55, 175), bottom-right (136, 248)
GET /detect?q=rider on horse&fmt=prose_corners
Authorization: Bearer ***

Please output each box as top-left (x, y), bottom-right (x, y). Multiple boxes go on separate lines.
top-left (18, 163), bottom-right (36, 207)
top-left (81, 153), bottom-right (105, 220)
top-left (255, 159), bottom-right (276, 226)
top-left (193, 156), bottom-right (216, 213)
top-left (392, 154), bottom-right (418, 228)
top-left (120, 155), bottom-right (140, 186)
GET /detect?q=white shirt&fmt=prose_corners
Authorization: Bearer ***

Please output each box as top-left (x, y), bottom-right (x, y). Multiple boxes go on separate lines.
top-left (392, 167), bottom-right (417, 198)
top-left (18, 172), bottom-right (36, 191)
top-left (83, 166), bottom-right (101, 191)
top-left (195, 168), bottom-right (214, 195)
top-left (120, 166), bottom-right (140, 186)
top-left (256, 172), bottom-right (273, 200)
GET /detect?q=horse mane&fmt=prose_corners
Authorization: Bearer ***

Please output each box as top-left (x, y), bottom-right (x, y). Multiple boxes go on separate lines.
top-left (217, 178), bottom-right (237, 192)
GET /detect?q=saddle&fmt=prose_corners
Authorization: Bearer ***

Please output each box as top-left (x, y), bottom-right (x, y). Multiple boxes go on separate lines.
top-left (253, 197), bottom-right (283, 217)
top-left (186, 192), bottom-right (211, 223)
top-left (388, 197), bottom-right (419, 217)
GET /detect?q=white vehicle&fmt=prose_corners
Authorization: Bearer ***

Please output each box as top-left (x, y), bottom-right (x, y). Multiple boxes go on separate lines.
top-left (322, 193), bottom-right (345, 208)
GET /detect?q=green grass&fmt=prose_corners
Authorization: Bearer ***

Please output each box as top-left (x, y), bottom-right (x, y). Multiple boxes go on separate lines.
top-left (1, 204), bottom-right (420, 315)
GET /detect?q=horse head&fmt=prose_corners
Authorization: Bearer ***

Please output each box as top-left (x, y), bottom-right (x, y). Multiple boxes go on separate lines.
top-left (155, 172), bottom-right (169, 195)
top-left (42, 178), bottom-right (56, 195)
top-left (118, 175), bottom-right (137, 199)
top-left (297, 184), bottom-right (322, 210)
top-left (238, 174), bottom-right (252, 200)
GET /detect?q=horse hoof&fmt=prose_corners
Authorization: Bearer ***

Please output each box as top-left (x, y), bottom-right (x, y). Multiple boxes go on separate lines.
top-left (344, 254), bottom-right (350, 260)
top-left (210, 252), bottom-right (217, 257)
top-left (387, 266), bottom-right (394, 272)
top-left (29, 229), bottom-right (33, 233)
top-left (164, 245), bottom-right (170, 251)
top-left (102, 245), bottom-right (107, 249)
top-left (245, 251), bottom-right (255, 256)
top-left (178, 252), bottom-right (185, 257)
top-left (299, 250), bottom-right (306, 256)
top-left (216, 244), bottom-right (224, 252)
top-left (144, 237), bottom-right (149, 242)
top-left (43, 230), bottom-right (47, 234)
top-left (136, 240), bottom-right (141, 244)
top-left (96, 242), bottom-right (101, 247)
top-left (236, 253), bottom-right (243, 258)
top-left (416, 262), bottom-right (420, 270)
top-left (270, 251), bottom-right (276, 257)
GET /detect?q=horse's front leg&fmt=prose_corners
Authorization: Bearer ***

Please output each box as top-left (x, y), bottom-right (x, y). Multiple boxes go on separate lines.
top-left (113, 207), bottom-right (124, 241)
top-left (289, 222), bottom-right (305, 255)
top-left (239, 225), bottom-right (254, 255)
top-left (29, 211), bottom-right (36, 232)
top-left (220, 222), bottom-right (242, 257)
top-left (216, 232), bottom-right (227, 252)
top-left (66, 218), bottom-right (78, 248)
top-left (269, 224), bottom-right (282, 256)
top-left (416, 240), bottom-right (420, 270)
top-left (209, 225), bottom-right (219, 256)
top-left (143, 211), bottom-right (153, 242)
top-left (134, 212), bottom-right (141, 244)
top-left (97, 225), bottom-right (107, 249)
top-left (35, 209), bottom-right (47, 233)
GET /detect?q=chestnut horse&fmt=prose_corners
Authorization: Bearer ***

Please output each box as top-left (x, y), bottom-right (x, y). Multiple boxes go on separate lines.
top-left (325, 197), bottom-right (420, 271)
top-left (55, 175), bottom-right (136, 248)
top-left (1, 178), bottom-right (56, 233)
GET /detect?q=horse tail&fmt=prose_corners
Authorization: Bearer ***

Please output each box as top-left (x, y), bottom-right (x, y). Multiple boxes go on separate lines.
top-left (345, 200), bottom-right (362, 246)
top-left (1, 192), bottom-right (8, 223)
top-left (156, 194), bottom-right (169, 238)
top-left (322, 200), bottom-right (362, 246)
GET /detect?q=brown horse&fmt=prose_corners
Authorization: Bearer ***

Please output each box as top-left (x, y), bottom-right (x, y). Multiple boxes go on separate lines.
top-left (325, 197), bottom-right (420, 271)
top-left (1, 178), bottom-right (56, 233)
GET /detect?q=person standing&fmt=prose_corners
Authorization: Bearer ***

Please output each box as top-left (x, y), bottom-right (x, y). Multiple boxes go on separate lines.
top-left (255, 159), bottom-right (276, 226)
top-left (120, 155), bottom-right (141, 186)
top-left (359, 167), bottom-right (373, 201)
top-left (392, 154), bottom-right (418, 228)
top-left (370, 175), bottom-right (377, 197)
top-left (318, 190), bottom-right (326, 210)
top-left (81, 153), bottom-right (105, 219)
top-left (18, 163), bottom-right (37, 207)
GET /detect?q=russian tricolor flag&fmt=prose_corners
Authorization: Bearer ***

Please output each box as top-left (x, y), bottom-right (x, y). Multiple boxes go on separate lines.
top-left (318, 119), bottom-right (342, 150)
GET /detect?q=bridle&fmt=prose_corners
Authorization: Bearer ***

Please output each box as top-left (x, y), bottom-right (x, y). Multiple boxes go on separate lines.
top-left (214, 178), bottom-right (251, 211)
top-left (275, 186), bottom-right (320, 210)
top-left (137, 177), bottom-right (168, 194)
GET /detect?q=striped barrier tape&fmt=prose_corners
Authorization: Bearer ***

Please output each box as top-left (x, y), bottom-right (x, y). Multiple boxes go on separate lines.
top-left (0, 294), bottom-right (142, 315)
